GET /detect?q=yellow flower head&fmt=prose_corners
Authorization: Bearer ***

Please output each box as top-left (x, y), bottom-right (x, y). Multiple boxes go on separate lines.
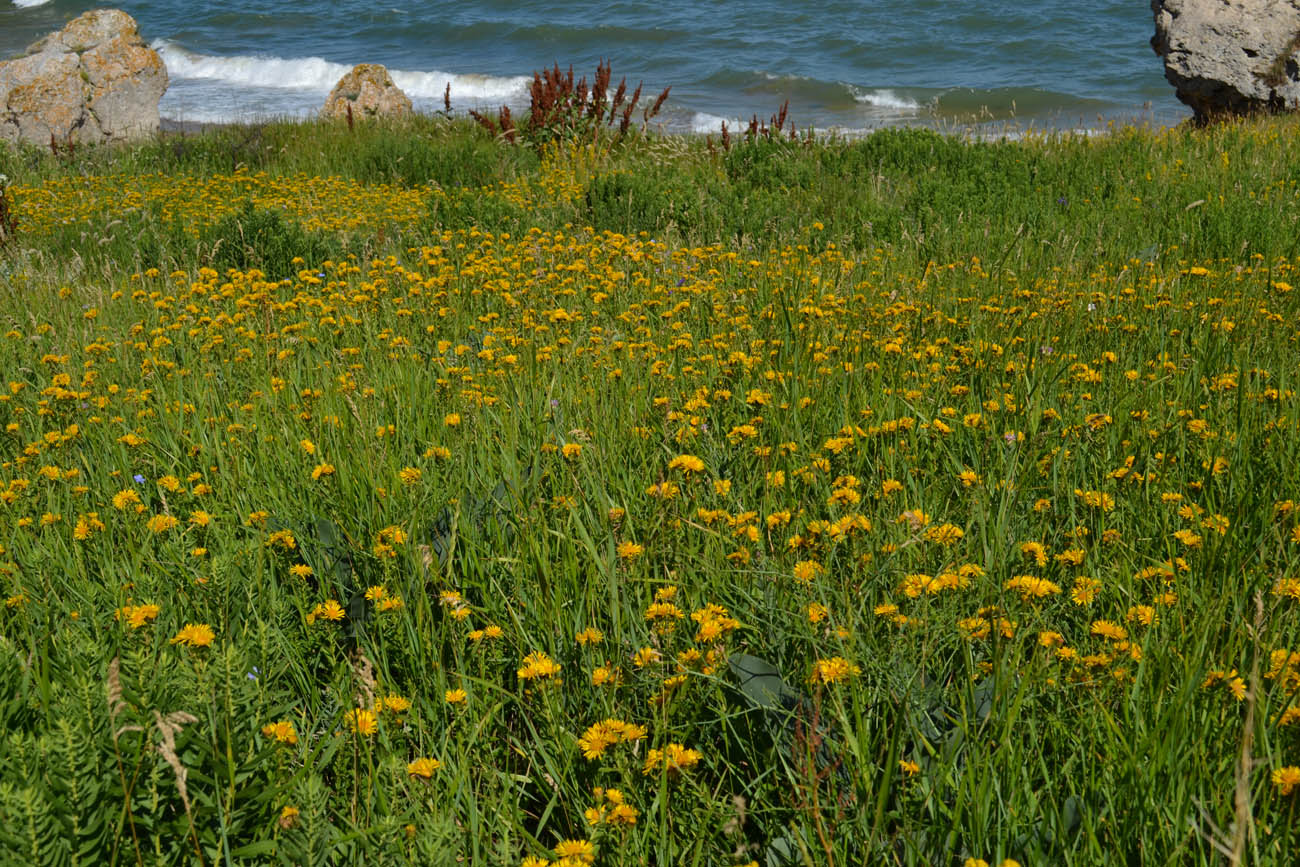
top-left (344, 708), bottom-right (378, 736)
top-left (553, 839), bottom-right (595, 863)
top-left (170, 623), bottom-right (215, 648)
top-left (668, 454), bottom-right (705, 474)
top-left (517, 650), bottom-right (561, 681)
top-left (407, 757), bottom-right (442, 779)
top-left (809, 656), bottom-right (860, 685)
top-left (261, 720), bottom-right (298, 745)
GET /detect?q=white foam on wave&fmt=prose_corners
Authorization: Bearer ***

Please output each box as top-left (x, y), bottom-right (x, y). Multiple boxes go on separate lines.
top-left (853, 88), bottom-right (921, 112)
top-left (12, 0), bottom-right (54, 7)
top-left (152, 40), bottom-right (531, 102)
top-left (689, 112), bottom-right (744, 134)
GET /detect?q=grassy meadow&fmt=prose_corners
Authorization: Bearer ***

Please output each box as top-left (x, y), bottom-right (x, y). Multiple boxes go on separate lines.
top-left (2, 109), bottom-right (1300, 865)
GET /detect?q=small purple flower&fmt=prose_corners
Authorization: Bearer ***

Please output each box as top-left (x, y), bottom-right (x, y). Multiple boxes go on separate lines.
top-left (133, 474), bottom-right (146, 484)
top-left (550, 399), bottom-right (559, 409)
top-left (1039, 345), bottom-right (1054, 355)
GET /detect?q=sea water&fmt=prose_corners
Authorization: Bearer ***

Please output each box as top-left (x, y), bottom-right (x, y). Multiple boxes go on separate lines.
top-left (1, 0), bottom-right (1189, 133)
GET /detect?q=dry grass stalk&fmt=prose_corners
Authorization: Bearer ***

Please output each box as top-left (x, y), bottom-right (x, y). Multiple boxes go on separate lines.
top-left (106, 655), bottom-right (126, 719)
top-left (1230, 592), bottom-right (1266, 863)
top-left (352, 648), bottom-right (378, 707)
top-left (154, 709), bottom-right (206, 867)
top-left (154, 709), bottom-right (200, 815)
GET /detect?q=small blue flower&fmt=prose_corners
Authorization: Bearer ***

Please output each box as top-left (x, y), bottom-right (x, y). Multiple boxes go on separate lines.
top-left (133, 474), bottom-right (146, 484)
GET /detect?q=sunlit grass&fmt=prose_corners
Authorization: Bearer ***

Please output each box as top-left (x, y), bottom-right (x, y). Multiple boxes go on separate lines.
top-left (1, 116), bottom-right (1300, 865)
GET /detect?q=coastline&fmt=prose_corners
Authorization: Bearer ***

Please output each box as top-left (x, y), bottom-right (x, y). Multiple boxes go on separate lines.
top-left (151, 106), bottom-right (1188, 144)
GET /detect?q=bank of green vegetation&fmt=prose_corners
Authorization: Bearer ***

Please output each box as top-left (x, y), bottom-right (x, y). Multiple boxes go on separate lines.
top-left (1, 111), bottom-right (1300, 865)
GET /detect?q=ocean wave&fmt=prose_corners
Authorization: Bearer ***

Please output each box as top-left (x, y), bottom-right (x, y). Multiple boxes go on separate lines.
top-left (852, 88), bottom-right (922, 112)
top-left (689, 112), bottom-right (744, 134)
top-left (12, 0), bottom-right (54, 7)
top-left (152, 40), bottom-right (531, 103)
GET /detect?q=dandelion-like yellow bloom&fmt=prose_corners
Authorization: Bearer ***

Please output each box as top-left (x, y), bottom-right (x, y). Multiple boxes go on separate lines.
top-left (586, 787), bottom-right (639, 827)
top-left (809, 656), bottom-right (861, 684)
top-left (924, 523), bottom-right (964, 545)
top-left (307, 599), bottom-right (345, 624)
top-left (311, 462), bottom-right (336, 480)
top-left (668, 454), bottom-right (705, 474)
top-left (1090, 620), bottom-right (1128, 641)
top-left (170, 623), bottom-right (215, 648)
top-left (147, 514), bottom-right (179, 533)
top-left (382, 694), bottom-right (411, 715)
top-left (344, 708), bottom-right (378, 736)
top-left (1004, 575), bottom-right (1062, 600)
top-left (1074, 489), bottom-right (1115, 511)
top-left (553, 839), bottom-right (596, 863)
top-left (632, 647), bottom-right (661, 668)
top-left (445, 688), bottom-right (467, 704)
top-left (644, 601), bottom-right (684, 622)
top-left (792, 560), bottom-right (823, 583)
top-left (574, 627), bottom-right (604, 645)
top-left (1273, 578), bottom-right (1300, 601)
top-left (577, 722), bottom-right (619, 760)
top-left (407, 757), bottom-right (442, 779)
top-left (642, 743), bottom-right (702, 775)
top-left (616, 541), bottom-right (643, 560)
top-left (115, 603), bottom-right (160, 629)
top-left (261, 720), bottom-right (298, 745)
top-left (517, 650), bottom-right (561, 681)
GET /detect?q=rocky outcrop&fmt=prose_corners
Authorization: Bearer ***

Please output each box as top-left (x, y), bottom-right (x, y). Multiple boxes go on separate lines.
top-left (0, 9), bottom-right (168, 147)
top-left (322, 64), bottom-right (412, 121)
top-left (1152, 0), bottom-right (1300, 122)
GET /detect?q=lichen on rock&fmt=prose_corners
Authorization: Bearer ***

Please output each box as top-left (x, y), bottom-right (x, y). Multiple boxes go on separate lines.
top-left (0, 8), bottom-right (168, 147)
top-left (322, 64), bottom-right (413, 121)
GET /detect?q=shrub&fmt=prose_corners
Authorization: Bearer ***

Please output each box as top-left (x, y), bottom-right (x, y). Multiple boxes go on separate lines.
top-left (472, 61), bottom-right (670, 148)
top-left (204, 204), bottom-right (341, 281)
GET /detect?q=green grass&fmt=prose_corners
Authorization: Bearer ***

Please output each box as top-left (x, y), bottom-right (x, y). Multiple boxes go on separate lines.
top-left (1, 114), bottom-right (1300, 865)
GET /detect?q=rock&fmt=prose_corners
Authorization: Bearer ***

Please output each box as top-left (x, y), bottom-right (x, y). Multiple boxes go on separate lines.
top-left (322, 64), bottom-right (413, 121)
top-left (0, 9), bottom-right (167, 147)
top-left (1152, 0), bottom-right (1300, 122)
